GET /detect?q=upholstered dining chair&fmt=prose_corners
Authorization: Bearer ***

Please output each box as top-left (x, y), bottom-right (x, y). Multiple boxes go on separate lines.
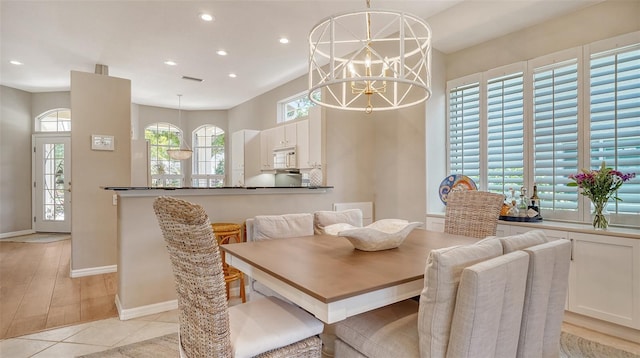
top-left (153, 196), bottom-right (323, 358)
top-left (444, 190), bottom-right (504, 238)
top-left (499, 232), bottom-right (571, 358)
top-left (333, 239), bottom-right (531, 358)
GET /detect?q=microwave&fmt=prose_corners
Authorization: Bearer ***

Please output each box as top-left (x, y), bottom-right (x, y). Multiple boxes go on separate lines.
top-left (273, 147), bottom-right (297, 169)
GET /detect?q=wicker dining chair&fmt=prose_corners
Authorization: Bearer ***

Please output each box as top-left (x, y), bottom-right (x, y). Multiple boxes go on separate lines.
top-left (444, 190), bottom-right (504, 239)
top-left (153, 196), bottom-right (323, 358)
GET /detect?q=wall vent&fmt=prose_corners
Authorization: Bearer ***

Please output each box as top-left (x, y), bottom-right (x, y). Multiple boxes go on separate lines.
top-left (182, 75), bottom-right (204, 82)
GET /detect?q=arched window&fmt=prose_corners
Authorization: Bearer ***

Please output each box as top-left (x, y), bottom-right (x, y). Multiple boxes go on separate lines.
top-left (192, 125), bottom-right (225, 187)
top-left (36, 109), bottom-right (71, 132)
top-left (144, 122), bottom-right (184, 187)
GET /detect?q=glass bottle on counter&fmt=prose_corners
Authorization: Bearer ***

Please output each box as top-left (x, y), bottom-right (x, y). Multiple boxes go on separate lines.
top-left (529, 183), bottom-right (541, 218)
top-left (518, 187), bottom-right (529, 217)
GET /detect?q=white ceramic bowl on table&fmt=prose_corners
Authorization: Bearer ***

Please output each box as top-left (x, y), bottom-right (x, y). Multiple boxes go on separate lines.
top-left (324, 219), bottom-right (422, 251)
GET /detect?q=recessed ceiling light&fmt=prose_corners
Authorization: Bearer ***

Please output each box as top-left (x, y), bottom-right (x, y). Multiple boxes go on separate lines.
top-left (9, 60), bottom-right (23, 65)
top-left (164, 60), bottom-right (177, 66)
top-left (216, 50), bottom-right (228, 56)
top-left (279, 37), bottom-right (289, 44)
top-left (200, 13), bottom-right (214, 22)
top-left (228, 73), bottom-right (237, 78)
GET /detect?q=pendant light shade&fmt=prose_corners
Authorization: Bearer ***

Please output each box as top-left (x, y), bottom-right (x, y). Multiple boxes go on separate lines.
top-left (308, 1), bottom-right (432, 113)
top-left (167, 94), bottom-right (193, 160)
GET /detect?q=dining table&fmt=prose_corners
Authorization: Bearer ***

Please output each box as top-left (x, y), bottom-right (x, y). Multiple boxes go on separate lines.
top-left (221, 228), bottom-right (480, 324)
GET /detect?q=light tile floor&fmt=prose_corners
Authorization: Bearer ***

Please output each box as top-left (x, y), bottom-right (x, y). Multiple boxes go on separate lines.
top-left (0, 310), bottom-right (179, 358)
top-left (3, 307), bottom-right (640, 357)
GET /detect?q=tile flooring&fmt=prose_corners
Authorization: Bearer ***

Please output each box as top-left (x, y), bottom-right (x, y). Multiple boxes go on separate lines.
top-left (0, 309), bottom-right (180, 357)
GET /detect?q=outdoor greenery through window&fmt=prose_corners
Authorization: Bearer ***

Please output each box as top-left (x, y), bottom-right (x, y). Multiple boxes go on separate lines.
top-left (145, 123), bottom-right (183, 187)
top-left (447, 33), bottom-right (639, 227)
top-left (277, 91), bottom-right (321, 123)
top-left (192, 125), bottom-right (225, 187)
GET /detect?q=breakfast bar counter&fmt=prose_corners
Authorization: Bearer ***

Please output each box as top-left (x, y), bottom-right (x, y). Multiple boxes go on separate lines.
top-left (105, 186), bottom-right (337, 320)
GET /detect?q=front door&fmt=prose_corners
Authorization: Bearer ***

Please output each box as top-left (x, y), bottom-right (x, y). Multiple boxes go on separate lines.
top-left (33, 134), bottom-right (71, 232)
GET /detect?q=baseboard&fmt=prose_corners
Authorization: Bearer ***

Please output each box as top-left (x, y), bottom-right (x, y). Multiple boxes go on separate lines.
top-left (70, 265), bottom-right (117, 278)
top-left (115, 294), bottom-right (178, 321)
top-left (0, 229), bottom-right (35, 239)
top-left (564, 311), bottom-right (640, 344)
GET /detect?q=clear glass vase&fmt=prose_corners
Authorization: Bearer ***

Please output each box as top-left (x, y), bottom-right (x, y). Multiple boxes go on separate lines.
top-left (592, 201), bottom-right (610, 230)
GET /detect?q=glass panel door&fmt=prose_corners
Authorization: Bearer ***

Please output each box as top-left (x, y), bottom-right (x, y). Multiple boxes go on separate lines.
top-left (33, 134), bottom-right (71, 232)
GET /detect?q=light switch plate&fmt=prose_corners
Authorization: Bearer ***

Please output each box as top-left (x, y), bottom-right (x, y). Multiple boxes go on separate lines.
top-left (91, 135), bottom-right (115, 151)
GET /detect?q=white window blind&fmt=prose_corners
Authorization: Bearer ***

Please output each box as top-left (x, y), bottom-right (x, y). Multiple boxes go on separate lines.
top-left (486, 73), bottom-right (524, 195)
top-left (532, 60), bottom-right (579, 214)
top-left (448, 82), bottom-right (481, 186)
top-left (589, 45), bottom-right (640, 216)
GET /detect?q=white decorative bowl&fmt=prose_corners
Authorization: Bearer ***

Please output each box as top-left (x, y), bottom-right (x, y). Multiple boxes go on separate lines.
top-left (326, 219), bottom-right (422, 251)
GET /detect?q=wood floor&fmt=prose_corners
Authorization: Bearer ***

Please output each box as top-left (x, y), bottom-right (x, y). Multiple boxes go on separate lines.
top-left (0, 237), bottom-right (117, 339)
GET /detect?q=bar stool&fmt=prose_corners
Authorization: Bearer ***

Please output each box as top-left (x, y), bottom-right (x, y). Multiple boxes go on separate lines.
top-left (211, 222), bottom-right (246, 303)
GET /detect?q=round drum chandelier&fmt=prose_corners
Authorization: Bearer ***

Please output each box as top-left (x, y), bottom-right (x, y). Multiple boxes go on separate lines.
top-left (308, 1), bottom-right (432, 113)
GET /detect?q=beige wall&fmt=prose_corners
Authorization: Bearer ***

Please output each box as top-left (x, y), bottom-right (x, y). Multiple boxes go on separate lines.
top-left (0, 86), bottom-right (32, 234)
top-left (70, 71), bottom-right (131, 271)
top-left (446, 0), bottom-right (640, 80)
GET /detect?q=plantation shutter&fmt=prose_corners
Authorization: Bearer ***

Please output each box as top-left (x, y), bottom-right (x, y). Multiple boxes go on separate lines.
top-left (486, 72), bottom-right (524, 196)
top-left (532, 60), bottom-right (579, 214)
top-left (589, 45), bottom-right (640, 215)
top-left (448, 83), bottom-right (481, 186)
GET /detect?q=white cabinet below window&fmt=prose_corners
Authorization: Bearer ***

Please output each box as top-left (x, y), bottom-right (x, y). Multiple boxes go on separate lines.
top-left (568, 232), bottom-right (640, 329)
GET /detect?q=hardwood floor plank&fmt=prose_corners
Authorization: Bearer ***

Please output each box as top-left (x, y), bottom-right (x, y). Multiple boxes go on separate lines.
top-left (0, 238), bottom-right (117, 339)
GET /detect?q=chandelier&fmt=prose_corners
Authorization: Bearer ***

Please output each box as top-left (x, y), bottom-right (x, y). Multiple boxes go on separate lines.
top-left (167, 94), bottom-right (193, 160)
top-left (308, 0), bottom-right (432, 113)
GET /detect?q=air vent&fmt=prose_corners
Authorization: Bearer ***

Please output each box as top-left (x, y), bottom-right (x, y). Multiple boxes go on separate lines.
top-left (182, 75), bottom-right (204, 82)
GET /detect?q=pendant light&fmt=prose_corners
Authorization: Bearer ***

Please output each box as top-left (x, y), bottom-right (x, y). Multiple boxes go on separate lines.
top-left (167, 94), bottom-right (193, 160)
top-left (308, 0), bottom-right (432, 113)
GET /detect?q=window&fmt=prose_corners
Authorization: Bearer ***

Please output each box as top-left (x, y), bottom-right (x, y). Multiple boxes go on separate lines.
top-left (192, 125), bottom-right (225, 187)
top-left (145, 123), bottom-right (183, 187)
top-left (446, 32), bottom-right (639, 227)
top-left (448, 80), bottom-right (481, 187)
top-left (36, 109), bottom-right (71, 132)
top-left (487, 71), bottom-right (525, 196)
top-left (589, 43), bottom-right (640, 221)
top-left (532, 59), bottom-right (579, 219)
top-left (277, 91), bottom-right (320, 123)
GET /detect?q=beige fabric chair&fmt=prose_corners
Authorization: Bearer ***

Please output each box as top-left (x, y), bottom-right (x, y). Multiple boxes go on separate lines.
top-left (447, 251), bottom-right (530, 357)
top-left (334, 239), bottom-right (506, 358)
top-left (313, 209), bottom-right (363, 234)
top-left (444, 190), bottom-right (504, 238)
top-left (153, 197), bottom-right (323, 358)
top-left (515, 239), bottom-right (571, 358)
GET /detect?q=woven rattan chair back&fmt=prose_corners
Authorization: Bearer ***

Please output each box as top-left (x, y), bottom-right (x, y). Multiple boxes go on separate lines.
top-left (153, 196), bottom-right (232, 358)
top-left (444, 190), bottom-right (504, 239)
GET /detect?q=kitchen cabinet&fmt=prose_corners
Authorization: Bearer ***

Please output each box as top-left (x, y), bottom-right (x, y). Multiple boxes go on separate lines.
top-left (260, 127), bottom-right (277, 170)
top-left (306, 106), bottom-right (325, 169)
top-left (425, 216), bottom-right (640, 330)
top-left (231, 130), bottom-right (260, 186)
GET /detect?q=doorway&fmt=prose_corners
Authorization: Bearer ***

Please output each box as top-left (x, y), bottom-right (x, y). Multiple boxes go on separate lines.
top-left (32, 134), bottom-right (71, 233)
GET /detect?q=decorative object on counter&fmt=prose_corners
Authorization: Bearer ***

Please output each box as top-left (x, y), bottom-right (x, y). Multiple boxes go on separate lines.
top-left (309, 165), bottom-right (323, 187)
top-left (438, 174), bottom-right (477, 205)
top-left (166, 94), bottom-right (193, 160)
top-left (500, 186), bottom-right (543, 222)
top-left (568, 161), bottom-right (635, 230)
top-left (308, 0), bottom-right (431, 113)
top-left (324, 219), bottom-right (422, 251)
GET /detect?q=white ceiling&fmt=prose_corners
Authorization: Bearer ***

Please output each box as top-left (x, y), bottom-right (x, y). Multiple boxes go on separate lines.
top-left (0, 0), bottom-right (603, 110)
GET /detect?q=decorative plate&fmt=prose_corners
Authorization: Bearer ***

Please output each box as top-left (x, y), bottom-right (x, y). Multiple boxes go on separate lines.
top-left (439, 174), bottom-right (477, 205)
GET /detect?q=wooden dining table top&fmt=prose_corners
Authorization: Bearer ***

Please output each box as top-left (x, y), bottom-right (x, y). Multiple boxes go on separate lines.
top-left (221, 228), bottom-right (480, 304)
